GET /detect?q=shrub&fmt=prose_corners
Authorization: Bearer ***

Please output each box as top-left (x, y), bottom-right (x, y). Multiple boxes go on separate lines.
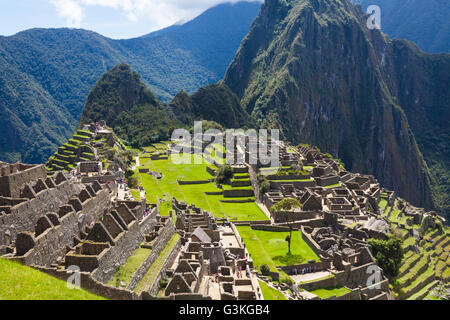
top-left (215, 164), bottom-right (233, 185)
top-left (260, 180), bottom-right (270, 194)
top-left (281, 277), bottom-right (293, 287)
top-left (125, 170), bottom-right (138, 188)
top-left (270, 198), bottom-right (302, 213)
top-left (260, 264), bottom-right (271, 276)
top-left (159, 278), bottom-right (168, 289)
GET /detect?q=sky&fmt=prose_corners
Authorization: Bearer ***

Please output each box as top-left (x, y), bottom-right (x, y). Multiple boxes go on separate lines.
top-left (0, 0), bottom-right (261, 39)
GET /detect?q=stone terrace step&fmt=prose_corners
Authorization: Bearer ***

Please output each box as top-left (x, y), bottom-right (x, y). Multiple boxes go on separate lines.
top-left (397, 253), bottom-right (423, 279)
top-left (400, 266), bottom-right (436, 300)
top-left (397, 254), bottom-right (430, 289)
top-left (407, 280), bottom-right (440, 300)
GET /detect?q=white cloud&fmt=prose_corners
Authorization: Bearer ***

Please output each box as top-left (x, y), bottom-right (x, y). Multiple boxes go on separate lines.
top-left (50, 0), bottom-right (262, 30)
top-left (50, 0), bottom-right (84, 28)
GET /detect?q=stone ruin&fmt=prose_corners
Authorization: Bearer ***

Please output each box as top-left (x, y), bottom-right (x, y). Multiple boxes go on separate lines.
top-left (161, 198), bottom-right (260, 300)
top-left (0, 160), bottom-right (172, 300)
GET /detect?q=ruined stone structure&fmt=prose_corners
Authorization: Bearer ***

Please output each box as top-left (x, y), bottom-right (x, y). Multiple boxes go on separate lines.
top-left (161, 199), bottom-right (260, 300)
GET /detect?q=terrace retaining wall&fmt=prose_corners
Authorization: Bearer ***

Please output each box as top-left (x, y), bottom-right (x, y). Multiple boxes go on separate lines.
top-left (144, 238), bottom-right (182, 296)
top-left (127, 222), bottom-right (176, 291)
top-left (30, 265), bottom-right (139, 300)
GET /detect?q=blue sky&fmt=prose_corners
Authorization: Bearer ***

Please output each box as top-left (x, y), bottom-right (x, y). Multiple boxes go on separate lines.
top-left (0, 0), bottom-right (259, 39)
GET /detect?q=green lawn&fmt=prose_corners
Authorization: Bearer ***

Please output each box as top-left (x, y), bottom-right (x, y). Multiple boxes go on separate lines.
top-left (286, 146), bottom-right (297, 154)
top-left (390, 208), bottom-right (402, 222)
top-left (378, 198), bottom-right (387, 211)
top-left (236, 227), bottom-right (320, 272)
top-left (130, 189), bottom-right (141, 201)
top-left (108, 246), bottom-right (151, 288)
top-left (0, 258), bottom-right (105, 300)
top-left (324, 182), bottom-right (341, 189)
top-left (136, 154), bottom-right (267, 221)
top-left (258, 280), bottom-right (286, 300)
top-left (309, 286), bottom-right (351, 299)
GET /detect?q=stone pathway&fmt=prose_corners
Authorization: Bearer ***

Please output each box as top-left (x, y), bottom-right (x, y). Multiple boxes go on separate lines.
top-left (131, 156), bottom-right (140, 171)
top-left (257, 202), bottom-right (273, 223)
top-left (290, 271), bottom-right (331, 284)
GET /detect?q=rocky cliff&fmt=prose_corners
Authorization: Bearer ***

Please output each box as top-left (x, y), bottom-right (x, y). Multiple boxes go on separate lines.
top-left (224, 0), bottom-right (449, 214)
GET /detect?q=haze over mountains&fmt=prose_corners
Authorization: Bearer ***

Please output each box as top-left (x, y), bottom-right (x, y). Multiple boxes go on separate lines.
top-left (0, 1), bottom-right (261, 163)
top-left (354, 0), bottom-right (450, 53)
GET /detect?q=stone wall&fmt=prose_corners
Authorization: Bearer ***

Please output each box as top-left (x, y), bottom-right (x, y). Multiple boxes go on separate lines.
top-left (77, 188), bottom-right (112, 232)
top-left (251, 225), bottom-right (292, 232)
top-left (127, 221), bottom-right (176, 291)
top-left (30, 265), bottom-right (139, 300)
top-left (0, 178), bottom-right (83, 246)
top-left (19, 209), bottom-right (79, 267)
top-left (301, 226), bottom-right (327, 258)
top-left (81, 175), bottom-right (116, 184)
top-left (266, 174), bottom-right (310, 181)
top-left (79, 162), bottom-right (100, 173)
top-left (279, 260), bottom-right (331, 275)
top-left (12, 183), bottom-right (114, 266)
top-left (177, 180), bottom-right (213, 185)
top-left (91, 214), bottom-right (156, 284)
top-left (145, 238), bottom-right (182, 296)
top-left (315, 175), bottom-right (340, 187)
top-left (299, 275), bottom-right (338, 291)
top-left (223, 189), bottom-right (254, 198)
top-left (117, 199), bottom-right (148, 221)
top-left (270, 180), bottom-right (316, 190)
top-left (0, 164), bottom-right (46, 198)
top-left (334, 262), bottom-right (381, 288)
top-left (206, 166), bottom-right (216, 176)
top-left (230, 180), bottom-right (252, 188)
top-left (142, 292), bottom-right (212, 300)
top-left (271, 210), bottom-right (320, 224)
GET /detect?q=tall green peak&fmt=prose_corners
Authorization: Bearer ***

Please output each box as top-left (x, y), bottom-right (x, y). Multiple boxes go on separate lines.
top-left (80, 63), bottom-right (182, 147)
top-left (224, 0), bottom-right (450, 218)
top-left (80, 63), bottom-right (159, 127)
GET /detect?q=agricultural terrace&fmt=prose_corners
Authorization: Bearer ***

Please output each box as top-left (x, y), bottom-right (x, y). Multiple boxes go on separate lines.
top-left (376, 196), bottom-right (450, 300)
top-left (258, 280), bottom-right (287, 300)
top-left (309, 286), bottom-right (351, 299)
top-left (134, 151), bottom-right (267, 222)
top-left (108, 246), bottom-right (151, 288)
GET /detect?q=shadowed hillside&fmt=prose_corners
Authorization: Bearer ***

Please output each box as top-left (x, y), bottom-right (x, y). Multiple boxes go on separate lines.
top-left (0, 1), bottom-right (261, 164)
top-left (224, 0), bottom-right (450, 218)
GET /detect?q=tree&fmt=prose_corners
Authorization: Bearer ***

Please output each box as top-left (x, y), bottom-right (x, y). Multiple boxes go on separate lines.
top-left (270, 198), bottom-right (301, 254)
top-left (367, 236), bottom-right (404, 278)
top-left (124, 170), bottom-right (138, 188)
top-left (285, 234), bottom-right (292, 254)
top-left (260, 264), bottom-right (271, 276)
top-left (215, 164), bottom-right (234, 185)
top-left (119, 149), bottom-right (136, 168)
top-left (259, 180), bottom-right (270, 194)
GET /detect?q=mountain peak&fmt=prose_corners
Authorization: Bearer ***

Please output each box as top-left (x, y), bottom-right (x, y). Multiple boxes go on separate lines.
top-left (80, 63), bottom-right (158, 127)
top-left (224, 0), bottom-right (450, 215)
